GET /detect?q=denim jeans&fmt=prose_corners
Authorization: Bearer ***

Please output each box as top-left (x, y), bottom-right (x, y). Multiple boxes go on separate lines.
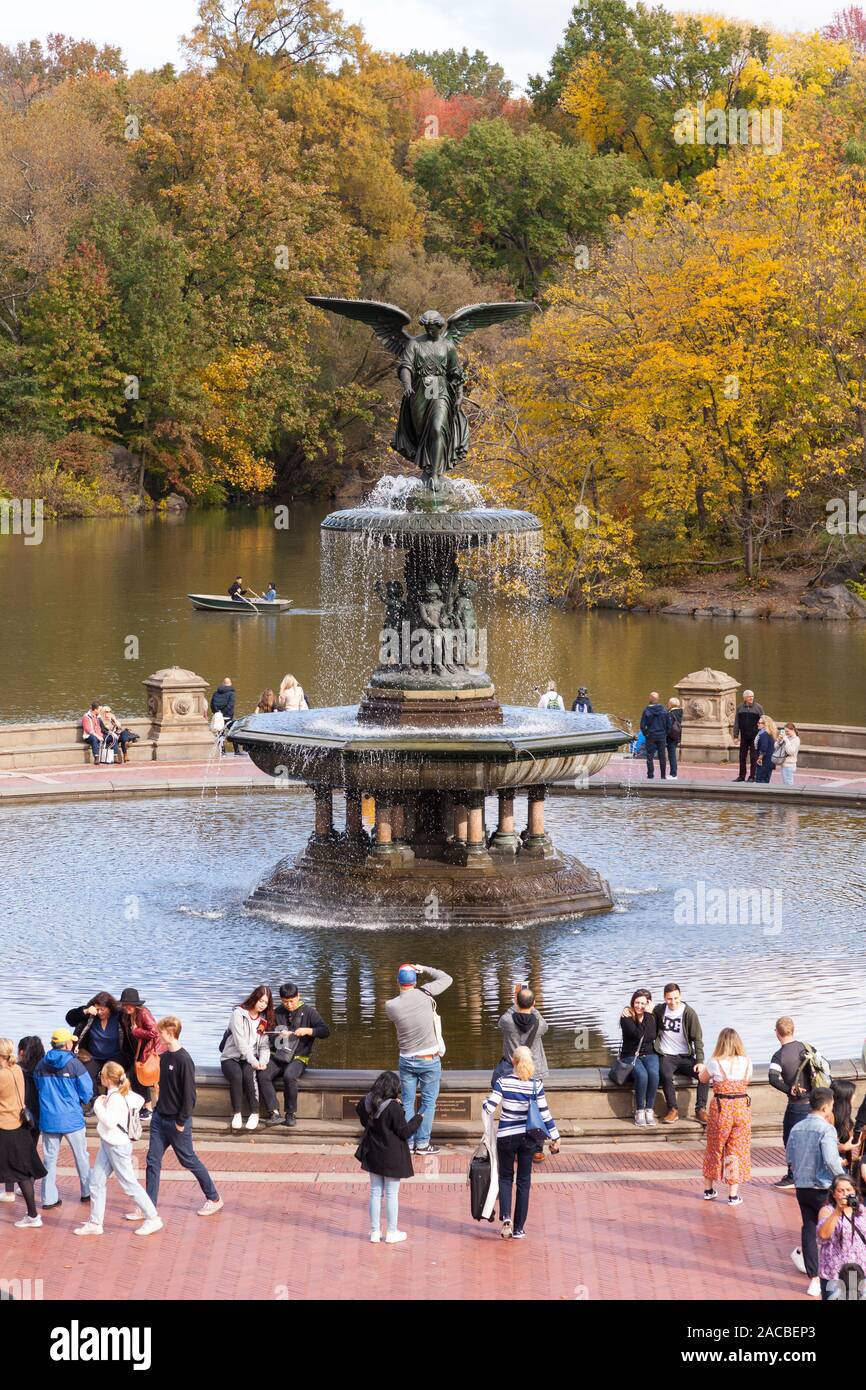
top-left (83, 734), bottom-right (102, 763)
top-left (145, 1114), bottom-right (218, 1205)
top-left (89, 1140), bottom-right (158, 1228)
top-left (627, 1054), bottom-right (660, 1111)
top-left (497, 1133), bottom-right (536, 1230)
top-left (399, 1056), bottom-right (441, 1150)
top-left (781, 765), bottom-right (795, 787)
top-left (369, 1174), bottom-right (400, 1235)
top-left (42, 1129), bottom-right (91, 1205)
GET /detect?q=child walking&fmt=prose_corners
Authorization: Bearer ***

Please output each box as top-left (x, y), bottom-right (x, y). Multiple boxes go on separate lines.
top-left (355, 1071), bottom-right (421, 1245)
top-left (74, 1062), bottom-right (162, 1237)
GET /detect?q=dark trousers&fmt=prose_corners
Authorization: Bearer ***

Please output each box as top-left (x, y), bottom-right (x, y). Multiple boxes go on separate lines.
top-left (83, 734), bottom-right (102, 763)
top-left (145, 1114), bottom-right (218, 1205)
top-left (666, 739), bottom-right (679, 777)
top-left (738, 736), bottom-right (757, 780)
top-left (82, 1053), bottom-right (128, 1097)
top-left (220, 1058), bottom-right (258, 1115)
top-left (782, 1101), bottom-right (810, 1175)
top-left (796, 1187), bottom-right (830, 1278)
top-left (646, 737), bottom-right (666, 779)
top-left (659, 1054), bottom-right (709, 1111)
top-left (497, 1133), bottom-right (537, 1230)
top-left (260, 1058), bottom-right (306, 1116)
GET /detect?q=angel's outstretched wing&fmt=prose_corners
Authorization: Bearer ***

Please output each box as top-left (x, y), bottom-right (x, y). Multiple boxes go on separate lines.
top-left (446, 301), bottom-right (538, 346)
top-left (305, 297), bottom-right (412, 357)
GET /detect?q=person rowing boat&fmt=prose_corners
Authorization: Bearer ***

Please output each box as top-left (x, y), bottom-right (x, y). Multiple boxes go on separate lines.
top-left (228, 576), bottom-right (258, 612)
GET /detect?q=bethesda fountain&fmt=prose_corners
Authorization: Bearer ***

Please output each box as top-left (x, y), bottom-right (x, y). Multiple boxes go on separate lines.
top-left (230, 294), bottom-right (630, 925)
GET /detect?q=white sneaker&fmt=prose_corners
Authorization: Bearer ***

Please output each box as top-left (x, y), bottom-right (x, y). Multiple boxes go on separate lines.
top-left (245, 1114), bottom-right (259, 1131)
top-left (73, 1221), bottom-right (104, 1236)
top-left (0, 1191), bottom-right (15, 1203)
top-left (668, 775), bottom-right (678, 781)
top-left (231, 1113), bottom-right (243, 1131)
top-left (634, 1109), bottom-right (646, 1126)
top-left (790, 1247), bottom-right (807, 1275)
top-left (806, 1276), bottom-right (821, 1298)
top-left (124, 1210), bottom-right (146, 1221)
top-left (197, 1198), bottom-right (224, 1217)
top-left (644, 1109), bottom-right (657, 1126)
top-left (134, 1217), bottom-right (164, 1237)
top-left (370, 1230), bottom-right (381, 1243)
top-left (14, 1214), bottom-right (42, 1228)
top-left (384, 1230), bottom-right (408, 1244)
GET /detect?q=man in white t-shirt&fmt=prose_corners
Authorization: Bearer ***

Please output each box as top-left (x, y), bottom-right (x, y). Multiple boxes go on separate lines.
top-left (537, 681), bottom-right (565, 711)
top-left (652, 983), bottom-right (709, 1125)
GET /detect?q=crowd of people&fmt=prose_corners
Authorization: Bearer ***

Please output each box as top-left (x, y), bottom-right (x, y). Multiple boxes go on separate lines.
top-left (633, 686), bottom-right (800, 784)
top-left (3, 971), bottom-right (864, 1298)
top-left (208, 672), bottom-right (309, 754)
top-left (80, 702), bottom-right (139, 767)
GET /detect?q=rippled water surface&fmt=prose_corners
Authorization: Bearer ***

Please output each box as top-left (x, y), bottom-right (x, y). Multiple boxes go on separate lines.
top-left (2, 791), bottom-right (864, 1068)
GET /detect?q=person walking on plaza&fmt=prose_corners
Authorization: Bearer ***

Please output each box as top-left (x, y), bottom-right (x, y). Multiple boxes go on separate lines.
top-left (666, 698), bottom-right (683, 780)
top-left (66, 992), bottom-right (131, 1096)
top-left (211, 676), bottom-right (244, 754)
top-left (33, 1027), bottom-right (92, 1211)
top-left (817, 1174), bottom-right (866, 1300)
top-left (831, 1080), bottom-right (858, 1174)
top-left (754, 716), bottom-right (778, 784)
top-left (786, 1087), bottom-right (845, 1297)
top-left (2, 1036), bottom-right (44, 1203)
top-left (139, 1016), bottom-right (223, 1220)
top-left (482, 1045), bottom-right (560, 1239)
top-left (537, 680), bottom-right (564, 711)
top-left (769, 1017), bottom-right (831, 1189)
top-left (571, 686), bottom-right (593, 713)
top-left (355, 1070), bottom-right (422, 1244)
top-left (774, 722), bottom-right (801, 787)
top-left (653, 984), bottom-right (709, 1124)
top-left (385, 962), bottom-right (452, 1157)
top-left (733, 690), bottom-right (764, 782)
top-left (640, 692), bottom-right (668, 780)
top-left (0, 1037), bottom-right (47, 1229)
top-left (75, 1061), bottom-right (162, 1237)
top-left (220, 986), bottom-right (273, 1131)
top-left (81, 702), bottom-right (104, 765)
top-left (618, 989), bottom-right (659, 1126)
top-left (119, 987), bottom-right (163, 1118)
top-left (260, 982), bottom-right (330, 1127)
top-left (699, 1028), bottom-right (753, 1206)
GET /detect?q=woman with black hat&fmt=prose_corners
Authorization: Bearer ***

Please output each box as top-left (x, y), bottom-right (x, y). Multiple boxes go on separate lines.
top-left (119, 988), bottom-right (163, 1119)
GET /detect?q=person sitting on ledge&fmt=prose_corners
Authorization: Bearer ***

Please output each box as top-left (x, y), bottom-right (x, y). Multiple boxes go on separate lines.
top-left (260, 983), bottom-right (330, 1128)
top-left (81, 702), bottom-right (103, 765)
top-left (652, 983), bottom-right (709, 1126)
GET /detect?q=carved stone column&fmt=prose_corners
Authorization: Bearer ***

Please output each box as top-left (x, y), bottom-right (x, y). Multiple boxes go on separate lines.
top-left (391, 799), bottom-right (415, 863)
top-left (521, 784), bottom-right (554, 858)
top-left (465, 789), bottom-right (492, 864)
top-left (371, 794), bottom-right (399, 859)
top-left (344, 790), bottom-right (371, 859)
top-left (489, 788), bottom-right (520, 854)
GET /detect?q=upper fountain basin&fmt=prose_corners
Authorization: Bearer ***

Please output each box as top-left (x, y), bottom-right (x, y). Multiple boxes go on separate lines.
top-left (229, 705), bottom-right (631, 791)
top-left (321, 506), bottom-right (541, 548)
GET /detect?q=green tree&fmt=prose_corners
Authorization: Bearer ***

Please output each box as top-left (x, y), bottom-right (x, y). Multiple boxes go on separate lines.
top-left (411, 118), bottom-right (643, 296)
top-left (403, 47), bottom-right (512, 102)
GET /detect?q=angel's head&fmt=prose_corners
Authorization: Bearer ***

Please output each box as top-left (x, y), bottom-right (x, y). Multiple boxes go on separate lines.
top-left (418, 309), bottom-right (446, 340)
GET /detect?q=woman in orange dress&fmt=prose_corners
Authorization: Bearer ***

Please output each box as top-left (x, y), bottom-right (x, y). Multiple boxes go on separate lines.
top-left (699, 1028), bottom-right (753, 1207)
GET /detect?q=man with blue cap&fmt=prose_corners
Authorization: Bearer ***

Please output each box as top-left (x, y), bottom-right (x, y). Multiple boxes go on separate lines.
top-left (385, 962), bottom-right (452, 1157)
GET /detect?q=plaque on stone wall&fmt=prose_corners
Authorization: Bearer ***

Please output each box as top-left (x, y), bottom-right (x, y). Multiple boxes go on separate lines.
top-left (341, 1093), bottom-right (471, 1120)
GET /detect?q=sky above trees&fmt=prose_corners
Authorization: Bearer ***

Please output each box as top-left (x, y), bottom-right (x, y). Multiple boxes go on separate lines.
top-left (2, 0), bottom-right (846, 88)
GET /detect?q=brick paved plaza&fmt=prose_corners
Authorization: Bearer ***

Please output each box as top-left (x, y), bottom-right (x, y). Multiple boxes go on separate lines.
top-left (1, 1138), bottom-right (816, 1302)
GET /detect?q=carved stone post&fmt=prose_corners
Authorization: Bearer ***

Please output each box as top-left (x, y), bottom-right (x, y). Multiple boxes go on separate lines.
top-left (521, 784), bottom-right (554, 858)
top-left (489, 788), bottom-right (520, 854)
top-left (465, 789), bottom-right (492, 864)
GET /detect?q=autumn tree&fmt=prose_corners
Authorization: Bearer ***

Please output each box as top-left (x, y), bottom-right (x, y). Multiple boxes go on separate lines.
top-left (403, 48), bottom-right (512, 106)
top-left (184, 0), bottom-right (358, 91)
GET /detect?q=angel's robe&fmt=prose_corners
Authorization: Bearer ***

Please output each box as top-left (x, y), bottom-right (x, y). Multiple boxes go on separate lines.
top-left (392, 335), bottom-right (469, 479)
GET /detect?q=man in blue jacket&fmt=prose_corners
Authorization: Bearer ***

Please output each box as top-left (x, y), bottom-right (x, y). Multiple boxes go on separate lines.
top-left (786, 1087), bottom-right (845, 1298)
top-left (33, 1027), bottom-right (93, 1210)
top-left (640, 692), bottom-right (669, 780)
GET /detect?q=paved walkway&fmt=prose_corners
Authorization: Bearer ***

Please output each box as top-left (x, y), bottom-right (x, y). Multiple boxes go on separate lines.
top-left (1, 754), bottom-right (864, 803)
top-left (1, 1140), bottom-right (813, 1301)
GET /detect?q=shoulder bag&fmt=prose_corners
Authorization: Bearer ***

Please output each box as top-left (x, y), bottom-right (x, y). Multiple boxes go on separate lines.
top-left (13, 1069), bottom-right (37, 1132)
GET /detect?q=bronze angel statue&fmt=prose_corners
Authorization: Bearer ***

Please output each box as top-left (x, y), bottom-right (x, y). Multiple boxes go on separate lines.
top-left (306, 297), bottom-right (537, 488)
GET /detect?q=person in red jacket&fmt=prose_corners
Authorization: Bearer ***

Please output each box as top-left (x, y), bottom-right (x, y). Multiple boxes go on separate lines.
top-left (81, 703), bottom-right (103, 765)
top-left (119, 988), bottom-right (165, 1120)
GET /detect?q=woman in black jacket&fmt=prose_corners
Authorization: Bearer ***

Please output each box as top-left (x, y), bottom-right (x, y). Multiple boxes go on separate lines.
top-left (355, 1071), bottom-right (422, 1245)
top-left (619, 989), bottom-right (660, 1127)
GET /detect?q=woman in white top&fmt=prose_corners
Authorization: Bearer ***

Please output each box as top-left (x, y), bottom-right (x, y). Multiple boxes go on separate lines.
top-left (74, 1061), bottom-right (162, 1237)
top-left (698, 1029), bottom-right (753, 1207)
top-left (278, 674), bottom-right (308, 712)
top-left (775, 723), bottom-right (800, 787)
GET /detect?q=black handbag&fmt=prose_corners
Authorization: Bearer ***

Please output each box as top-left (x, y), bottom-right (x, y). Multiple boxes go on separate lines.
top-left (608, 1032), bottom-right (643, 1086)
top-left (469, 1143), bottom-right (495, 1222)
top-left (14, 1071), bottom-right (37, 1132)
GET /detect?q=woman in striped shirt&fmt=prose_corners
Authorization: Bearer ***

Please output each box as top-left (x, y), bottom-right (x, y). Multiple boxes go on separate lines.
top-left (482, 1045), bottom-right (560, 1239)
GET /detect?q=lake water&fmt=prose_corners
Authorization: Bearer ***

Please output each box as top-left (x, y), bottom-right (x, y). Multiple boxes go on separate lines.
top-left (1, 506), bottom-right (865, 727)
top-left (2, 790), bottom-right (864, 1067)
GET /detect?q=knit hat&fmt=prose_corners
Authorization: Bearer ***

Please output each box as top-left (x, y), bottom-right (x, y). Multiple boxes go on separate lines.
top-left (51, 1027), bottom-right (76, 1046)
top-left (397, 964), bottom-right (417, 986)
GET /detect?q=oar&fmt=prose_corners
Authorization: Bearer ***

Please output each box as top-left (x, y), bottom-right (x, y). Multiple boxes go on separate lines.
top-left (238, 589), bottom-right (259, 613)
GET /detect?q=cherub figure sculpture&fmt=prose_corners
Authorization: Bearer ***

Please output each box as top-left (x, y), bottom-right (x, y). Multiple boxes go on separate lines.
top-left (306, 297), bottom-right (537, 489)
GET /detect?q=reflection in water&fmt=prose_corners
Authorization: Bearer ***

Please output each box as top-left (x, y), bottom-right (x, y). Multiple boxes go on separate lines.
top-left (1, 792), bottom-right (864, 1068)
top-left (1, 507), bottom-right (865, 725)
